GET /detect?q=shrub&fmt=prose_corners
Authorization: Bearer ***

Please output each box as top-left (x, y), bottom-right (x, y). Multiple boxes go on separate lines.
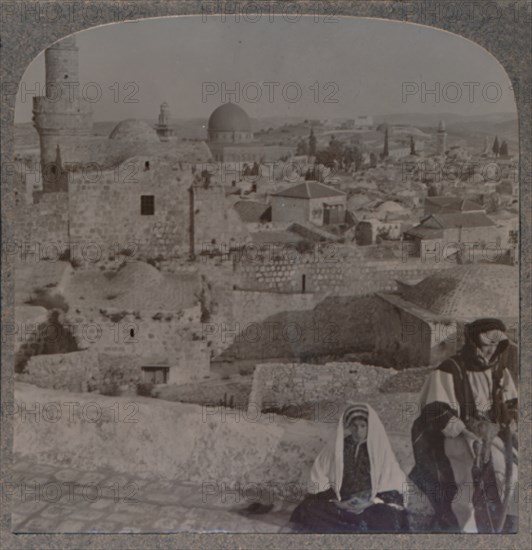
top-left (136, 382), bottom-right (154, 397)
top-left (70, 257), bottom-right (83, 268)
top-left (100, 382), bottom-right (121, 396)
top-left (108, 311), bottom-right (128, 323)
top-left (59, 249), bottom-right (71, 261)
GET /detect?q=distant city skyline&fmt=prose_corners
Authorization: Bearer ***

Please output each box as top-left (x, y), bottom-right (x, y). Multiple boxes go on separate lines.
top-left (16, 16), bottom-right (517, 124)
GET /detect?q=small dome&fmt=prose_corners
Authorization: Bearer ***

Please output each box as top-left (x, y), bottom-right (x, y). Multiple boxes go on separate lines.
top-left (208, 103), bottom-right (251, 133)
top-left (109, 119), bottom-right (160, 142)
top-left (376, 201), bottom-right (405, 214)
top-left (400, 264), bottom-right (518, 319)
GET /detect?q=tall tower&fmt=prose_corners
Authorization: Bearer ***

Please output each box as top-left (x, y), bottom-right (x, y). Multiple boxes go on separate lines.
top-left (32, 35), bottom-right (92, 188)
top-left (436, 119), bottom-right (447, 156)
top-left (154, 101), bottom-right (175, 142)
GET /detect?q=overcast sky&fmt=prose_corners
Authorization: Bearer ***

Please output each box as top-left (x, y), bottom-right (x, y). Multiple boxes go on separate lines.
top-left (16, 16), bottom-right (516, 123)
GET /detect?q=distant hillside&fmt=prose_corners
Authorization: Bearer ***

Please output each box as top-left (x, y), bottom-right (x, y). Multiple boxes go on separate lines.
top-left (15, 112), bottom-right (519, 153)
top-left (373, 112), bottom-right (516, 128)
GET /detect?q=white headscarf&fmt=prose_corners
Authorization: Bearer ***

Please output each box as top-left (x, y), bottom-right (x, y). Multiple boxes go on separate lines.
top-left (308, 402), bottom-right (407, 502)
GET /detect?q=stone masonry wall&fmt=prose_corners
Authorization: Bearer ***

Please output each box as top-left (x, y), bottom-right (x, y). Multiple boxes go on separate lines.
top-left (213, 294), bottom-right (379, 362)
top-left (21, 350), bottom-right (142, 393)
top-left (235, 252), bottom-right (455, 296)
top-left (208, 290), bottom-right (321, 358)
top-left (248, 362), bottom-right (397, 412)
top-left (68, 160), bottom-right (192, 261)
top-left (13, 193), bottom-right (69, 251)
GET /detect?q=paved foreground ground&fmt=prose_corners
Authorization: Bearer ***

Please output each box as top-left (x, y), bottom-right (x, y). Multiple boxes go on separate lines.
top-left (9, 456), bottom-right (297, 533)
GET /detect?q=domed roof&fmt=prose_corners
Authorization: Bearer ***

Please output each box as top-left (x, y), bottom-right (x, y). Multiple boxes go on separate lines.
top-left (109, 119), bottom-right (160, 142)
top-left (399, 264), bottom-right (518, 319)
top-left (208, 103), bottom-right (251, 133)
top-left (376, 201), bottom-right (405, 214)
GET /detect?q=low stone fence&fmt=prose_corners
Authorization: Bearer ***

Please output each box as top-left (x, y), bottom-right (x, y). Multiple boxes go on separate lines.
top-left (20, 351), bottom-right (142, 393)
top-left (248, 362), bottom-right (397, 412)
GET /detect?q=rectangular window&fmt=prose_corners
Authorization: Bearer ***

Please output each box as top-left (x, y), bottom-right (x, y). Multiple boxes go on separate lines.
top-left (141, 366), bottom-right (168, 384)
top-left (141, 195), bottom-right (155, 215)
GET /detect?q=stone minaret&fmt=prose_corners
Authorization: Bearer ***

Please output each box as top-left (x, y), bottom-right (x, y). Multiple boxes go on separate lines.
top-left (32, 35), bottom-right (92, 188)
top-left (155, 102), bottom-right (175, 142)
top-left (436, 119), bottom-right (447, 156)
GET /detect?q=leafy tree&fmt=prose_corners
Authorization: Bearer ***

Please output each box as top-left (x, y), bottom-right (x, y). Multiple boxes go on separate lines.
top-left (250, 162), bottom-right (260, 176)
top-left (382, 127), bottom-right (389, 158)
top-left (328, 135), bottom-right (343, 157)
top-left (308, 128), bottom-right (317, 156)
top-left (369, 152), bottom-right (378, 168)
top-left (296, 139), bottom-right (308, 155)
top-left (305, 166), bottom-right (317, 180)
top-left (344, 146), bottom-right (363, 172)
top-left (499, 141), bottom-right (508, 156)
top-left (410, 135), bottom-right (416, 156)
top-left (492, 136), bottom-right (500, 157)
top-left (315, 150), bottom-right (337, 169)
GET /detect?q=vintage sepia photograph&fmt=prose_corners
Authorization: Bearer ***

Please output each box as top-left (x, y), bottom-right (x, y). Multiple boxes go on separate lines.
top-left (8, 13), bottom-right (520, 535)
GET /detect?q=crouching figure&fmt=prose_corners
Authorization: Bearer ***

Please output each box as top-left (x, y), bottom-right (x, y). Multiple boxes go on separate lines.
top-left (289, 402), bottom-right (410, 533)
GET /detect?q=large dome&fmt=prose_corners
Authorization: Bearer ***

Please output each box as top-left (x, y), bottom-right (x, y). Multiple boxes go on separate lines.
top-left (399, 264), bottom-right (518, 319)
top-left (208, 103), bottom-right (251, 133)
top-left (109, 119), bottom-right (160, 142)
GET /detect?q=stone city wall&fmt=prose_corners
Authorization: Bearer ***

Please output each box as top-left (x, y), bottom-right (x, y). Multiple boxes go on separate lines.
top-left (234, 252), bottom-right (454, 296)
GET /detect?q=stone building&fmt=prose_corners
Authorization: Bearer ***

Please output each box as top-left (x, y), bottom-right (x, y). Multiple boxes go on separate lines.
top-left (32, 36), bottom-right (201, 174)
top-left (18, 35), bottom-right (254, 263)
top-left (206, 103), bottom-right (294, 162)
top-left (374, 263), bottom-right (518, 368)
top-left (403, 212), bottom-right (498, 258)
top-left (355, 218), bottom-right (404, 245)
top-left (270, 181), bottom-right (347, 226)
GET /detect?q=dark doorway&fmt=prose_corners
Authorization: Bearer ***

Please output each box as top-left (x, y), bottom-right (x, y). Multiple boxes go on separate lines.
top-left (302, 274), bottom-right (306, 294)
top-left (141, 366), bottom-right (169, 384)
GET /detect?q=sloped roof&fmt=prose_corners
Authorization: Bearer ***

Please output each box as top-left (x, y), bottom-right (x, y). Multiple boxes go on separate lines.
top-left (425, 197), bottom-right (483, 212)
top-left (272, 181), bottom-right (345, 199)
top-left (233, 200), bottom-right (271, 223)
top-left (429, 212), bottom-right (496, 229)
top-left (404, 226), bottom-right (444, 239)
top-left (418, 212), bottom-right (496, 230)
top-left (397, 264), bottom-right (518, 318)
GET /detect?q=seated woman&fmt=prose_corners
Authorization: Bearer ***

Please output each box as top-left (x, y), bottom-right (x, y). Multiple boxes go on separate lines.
top-left (289, 402), bottom-right (409, 533)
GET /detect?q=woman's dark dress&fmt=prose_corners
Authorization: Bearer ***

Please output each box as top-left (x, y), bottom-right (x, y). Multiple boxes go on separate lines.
top-left (290, 437), bottom-right (409, 533)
